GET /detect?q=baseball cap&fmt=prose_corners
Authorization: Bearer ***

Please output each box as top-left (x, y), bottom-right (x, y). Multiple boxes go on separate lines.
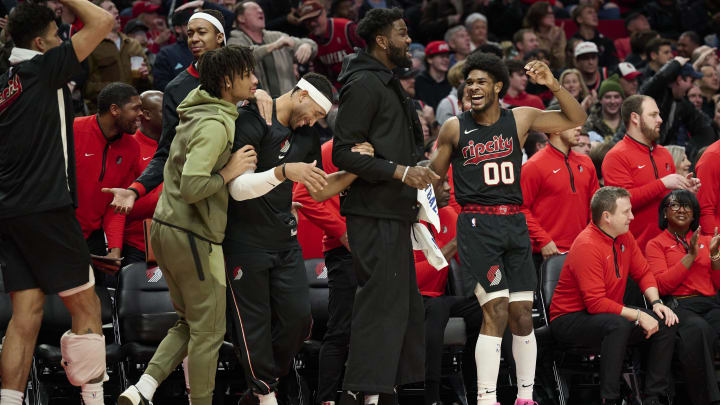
top-left (297, 1), bottom-right (323, 22)
top-left (132, 1), bottom-right (161, 18)
top-left (574, 41), bottom-right (599, 58)
top-left (124, 19), bottom-right (148, 35)
top-left (425, 41), bottom-right (451, 57)
top-left (680, 63), bottom-right (703, 79)
top-left (397, 67), bottom-right (419, 79)
top-left (617, 62), bottom-right (641, 80)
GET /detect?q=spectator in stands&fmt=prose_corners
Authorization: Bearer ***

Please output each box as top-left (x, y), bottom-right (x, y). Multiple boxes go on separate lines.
top-left (398, 66), bottom-right (419, 98)
top-left (256, 0), bottom-right (305, 37)
top-left (521, 123), bottom-right (598, 267)
top-left (132, 1), bottom-right (176, 54)
top-left (152, 9), bottom-right (193, 91)
top-left (643, 0), bottom-right (682, 39)
top-left (414, 164), bottom-right (483, 405)
top-left (550, 186), bottom-right (678, 405)
top-left (229, 1), bottom-right (317, 97)
top-left (639, 37), bottom-right (672, 83)
top-left (687, 84), bottom-right (704, 112)
top-left (122, 90), bottom-right (163, 267)
top-left (573, 131), bottom-right (593, 155)
top-left (614, 12), bottom-right (650, 61)
top-left (646, 190), bottom-right (720, 405)
top-left (574, 41), bottom-right (605, 93)
top-left (696, 138), bottom-right (720, 233)
top-left (640, 56), bottom-right (716, 159)
top-left (298, 0), bottom-right (364, 88)
top-left (124, 20), bottom-right (151, 61)
top-left (551, 68), bottom-right (596, 113)
top-left (697, 65), bottom-right (719, 118)
top-left (583, 74), bottom-right (624, 140)
top-left (74, 83), bottom-right (141, 269)
top-left (465, 12), bottom-right (490, 51)
top-left (625, 29), bottom-right (659, 69)
top-left (691, 45), bottom-right (719, 71)
top-left (524, 131), bottom-right (549, 161)
top-left (677, 31), bottom-right (702, 59)
top-left (665, 145), bottom-right (692, 177)
top-left (603, 95), bottom-right (700, 251)
top-left (436, 60), bottom-right (466, 125)
top-left (616, 62), bottom-right (641, 97)
top-left (503, 59), bottom-right (545, 109)
top-left (445, 25), bottom-right (471, 66)
top-left (524, 1), bottom-right (566, 70)
top-left (512, 28), bottom-right (539, 62)
top-left (415, 40), bottom-right (452, 110)
top-left (0, 2), bottom-right (114, 404)
top-left (571, 4), bottom-right (618, 67)
top-left (84, 0), bottom-right (152, 113)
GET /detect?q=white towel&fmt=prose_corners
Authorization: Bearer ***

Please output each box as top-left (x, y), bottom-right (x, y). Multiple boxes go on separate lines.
top-left (412, 185), bottom-right (447, 270)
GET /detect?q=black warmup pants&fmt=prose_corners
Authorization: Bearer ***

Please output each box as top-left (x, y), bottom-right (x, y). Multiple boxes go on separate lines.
top-left (318, 246), bottom-right (357, 402)
top-left (225, 247), bottom-right (312, 395)
top-left (551, 308), bottom-right (677, 401)
top-left (342, 216), bottom-right (425, 394)
top-left (422, 295), bottom-right (483, 404)
top-left (86, 229), bottom-right (111, 287)
top-left (121, 243), bottom-right (146, 268)
top-left (670, 295), bottom-right (720, 405)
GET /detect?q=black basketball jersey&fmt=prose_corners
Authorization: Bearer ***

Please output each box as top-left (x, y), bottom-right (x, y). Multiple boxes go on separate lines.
top-left (451, 109), bottom-right (523, 206)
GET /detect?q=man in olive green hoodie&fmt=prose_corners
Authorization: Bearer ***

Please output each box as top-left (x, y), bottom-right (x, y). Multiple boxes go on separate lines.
top-left (119, 45), bottom-right (259, 405)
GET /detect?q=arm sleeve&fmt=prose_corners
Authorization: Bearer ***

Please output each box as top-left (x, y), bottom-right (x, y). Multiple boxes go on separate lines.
top-left (639, 60), bottom-right (682, 99)
top-left (520, 162), bottom-right (553, 250)
top-left (602, 152), bottom-right (667, 210)
top-left (228, 168), bottom-right (283, 201)
top-left (332, 80), bottom-right (397, 181)
top-left (179, 120), bottom-right (229, 204)
top-left (645, 238), bottom-right (688, 295)
top-left (697, 157), bottom-right (719, 233)
top-left (571, 245), bottom-right (624, 314)
top-left (102, 204), bottom-right (126, 249)
top-left (629, 237), bottom-right (659, 292)
top-left (41, 41), bottom-right (83, 89)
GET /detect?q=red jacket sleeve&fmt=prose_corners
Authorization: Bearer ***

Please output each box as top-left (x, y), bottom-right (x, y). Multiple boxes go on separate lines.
top-left (697, 156), bottom-right (719, 235)
top-left (127, 185), bottom-right (162, 221)
top-left (103, 205), bottom-right (126, 249)
top-left (520, 161), bottom-right (553, 250)
top-left (573, 245), bottom-right (624, 315)
top-left (628, 236), bottom-right (658, 292)
top-left (293, 183), bottom-right (347, 239)
top-left (602, 153), bottom-right (667, 210)
top-left (645, 237), bottom-right (689, 295)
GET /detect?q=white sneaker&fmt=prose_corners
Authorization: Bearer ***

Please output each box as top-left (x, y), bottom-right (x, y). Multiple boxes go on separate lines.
top-left (118, 386), bottom-right (152, 405)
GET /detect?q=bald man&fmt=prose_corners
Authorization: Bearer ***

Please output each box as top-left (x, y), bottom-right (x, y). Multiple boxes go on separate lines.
top-left (121, 90), bottom-right (164, 266)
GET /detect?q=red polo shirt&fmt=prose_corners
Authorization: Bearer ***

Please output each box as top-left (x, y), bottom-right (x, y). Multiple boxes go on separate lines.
top-left (124, 129), bottom-right (162, 251)
top-left (696, 140), bottom-right (720, 235)
top-left (521, 144), bottom-right (599, 253)
top-left (550, 224), bottom-right (657, 321)
top-left (503, 91), bottom-right (545, 110)
top-left (645, 229), bottom-right (720, 296)
top-left (602, 135), bottom-right (675, 251)
top-left (415, 206), bottom-right (459, 297)
top-left (73, 115), bottom-right (139, 249)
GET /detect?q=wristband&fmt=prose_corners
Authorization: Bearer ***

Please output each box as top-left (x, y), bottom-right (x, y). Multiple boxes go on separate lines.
top-left (128, 187), bottom-right (140, 199)
top-left (401, 166), bottom-right (410, 183)
top-left (651, 299), bottom-right (663, 306)
top-left (281, 163), bottom-right (287, 180)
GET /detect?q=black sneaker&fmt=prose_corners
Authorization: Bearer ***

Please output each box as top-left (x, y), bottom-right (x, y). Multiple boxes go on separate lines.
top-left (118, 386), bottom-right (152, 405)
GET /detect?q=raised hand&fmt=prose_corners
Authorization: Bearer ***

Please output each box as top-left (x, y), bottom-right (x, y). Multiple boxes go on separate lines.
top-left (689, 226), bottom-right (700, 257)
top-left (525, 60), bottom-right (559, 90)
top-left (102, 188), bottom-right (137, 214)
top-left (710, 227), bottom-right (720, 257)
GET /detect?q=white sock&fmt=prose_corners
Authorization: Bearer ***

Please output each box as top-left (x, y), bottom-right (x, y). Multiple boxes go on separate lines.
top-left (0, 389), bottom-right (24, 405)
top-left (135, 374), bottom-right (159, 400)
top-left (476, 334), bottom-right (502, 405)
top-left (364, 394), bottom-right (379, 405)
top-left (81, 382), bottom-right (104, 405)
top-left (256, 392), bottom-right (278, 405)
top-left (183, 357), bottom-right (191, 404)
top-left (513, 331), bottom-right (537, 400)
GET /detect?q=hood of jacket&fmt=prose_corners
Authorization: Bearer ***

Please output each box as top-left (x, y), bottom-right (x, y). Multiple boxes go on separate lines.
top-left (337, 49), bottom-right (394, 84)
top-left (177, 86), bottom-right (239, 137)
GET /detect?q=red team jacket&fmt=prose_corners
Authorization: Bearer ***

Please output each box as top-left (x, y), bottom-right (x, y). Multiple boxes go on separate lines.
top-left (521, 144), bottom-right (599, 253)
top-left (124, 130), bottom-right (162, 252)
top-left (602, 135), bottom-right (674, 251)
top-left (550, 224), bottom-right (658, 321)
top-left (414, 206), bottom-right (458, 297)
top-left (293, 139), bottom-right (346, 253)
top-left (696, 140), bottom-right (720, 235)
top-left (73, 115), bottom-right (139, 249)
top-left (645, 230), bottom-right (720, 297)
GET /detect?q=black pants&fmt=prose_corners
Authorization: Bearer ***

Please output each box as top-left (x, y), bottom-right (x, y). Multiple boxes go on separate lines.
top-left (551, 309), bottom-right (677, 400)
top-left (422, 295), bottom-right (483, 405)
top-left (670, 295), bottom-right (720, 404)
top-left (121, 243), bottom-right (146, 268)
top-left (225, 247), bottom-right (312, 395)
top-left (317, 246), bottom-right (356, 402)
top-left (342, 216), bottom-right (425, 394)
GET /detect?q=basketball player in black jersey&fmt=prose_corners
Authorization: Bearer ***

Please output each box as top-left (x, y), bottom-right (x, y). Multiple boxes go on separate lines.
top-left (430, 52), bottom-right (587, 405)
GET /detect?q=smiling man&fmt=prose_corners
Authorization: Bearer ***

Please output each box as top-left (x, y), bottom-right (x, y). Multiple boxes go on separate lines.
top-left (583, 74), bottom-right (624, 139)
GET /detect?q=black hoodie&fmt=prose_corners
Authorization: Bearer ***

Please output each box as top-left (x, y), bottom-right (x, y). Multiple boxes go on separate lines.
top-left (332, 50), bottom-right (424, 221)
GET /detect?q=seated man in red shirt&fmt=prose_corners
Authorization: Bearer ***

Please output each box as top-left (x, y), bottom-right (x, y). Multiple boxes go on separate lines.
top-left (122, 90), bottom-right (163, 266)
top-left (415, 165), bottom-right (483, 405)
top-left (502, 59), bottom-right (544, 110)
top-left (550, 186), bottom-right (679, 405)
top-left (74, 82), bottom-right (142, 274)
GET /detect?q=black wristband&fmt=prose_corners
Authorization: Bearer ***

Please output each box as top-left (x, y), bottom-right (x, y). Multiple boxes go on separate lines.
top-left (281, 163), bottom-right (287, 180)
top-left (128, 187), bottom-right (140, 199)
top-left (651, 299), bottom-right (663, 306)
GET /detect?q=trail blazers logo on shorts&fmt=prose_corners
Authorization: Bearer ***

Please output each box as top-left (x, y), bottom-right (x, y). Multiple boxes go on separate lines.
top-left (146, 267), bottom-right (162, 283)
top-left (461, 134), bottom-right (513, 166)
top-left (487, 265), bottom-right (502, 287)
top-left (0, 74), bottom-right (22, 115)
top-left (314, 262), bottom-right (328, 279)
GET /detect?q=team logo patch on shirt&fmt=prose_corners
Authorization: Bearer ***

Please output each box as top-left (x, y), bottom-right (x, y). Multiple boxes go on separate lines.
top-left (0, 74), bottom-right (23, 115)
top-left (487, 265), bottom-right (502, 287)
top-left (461, 134), bottom-right (513, 166)
top-left (278, 137), bottom-right (291, 159)
top-left (146, 268), bottom-right (162, 283)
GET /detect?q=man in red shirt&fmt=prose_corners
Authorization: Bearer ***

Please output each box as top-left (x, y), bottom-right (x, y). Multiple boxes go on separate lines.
top-left (602, 95), bottom-right (700, 253)
top-left (74, 82), bottom-right (141, 269)
top-left (521, 124), bottom-right (598, 267)
top-left (122, 90), bottom-right (163, 266)
top-left (502, 60), bottom-right (545, 110)
top-left (695, 139), bottom-right (720, 235)
top-left (550, 187), bottom-right (678, 405)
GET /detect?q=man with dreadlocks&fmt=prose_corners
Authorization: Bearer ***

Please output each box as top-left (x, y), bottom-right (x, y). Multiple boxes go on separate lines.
top-left (118, 45), bottom-right (259, 405)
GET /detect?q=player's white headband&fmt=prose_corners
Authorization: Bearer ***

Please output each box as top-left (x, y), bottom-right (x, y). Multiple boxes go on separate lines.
top-left (297, 78), bottom-right (332, 114)
top-left (189, 12), bottom-right (226, 45)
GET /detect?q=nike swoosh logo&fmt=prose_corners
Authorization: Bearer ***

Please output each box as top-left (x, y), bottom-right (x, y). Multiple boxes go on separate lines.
top-left (84, 153), bottom-right (94, 157)
top-left (278, 155), bottom-right (285, 160)
top-left (143, 157), bottom-right (152, 161)
top-left (464, 128), bottom-right (478, 134)
top-left (552, 168), bottom-right (561, 173)
top-left (638, 165), bottom-right (646, 169)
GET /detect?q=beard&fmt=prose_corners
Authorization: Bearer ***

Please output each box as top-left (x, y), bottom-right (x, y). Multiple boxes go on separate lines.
top-left (640, 118), bottom-right (660, 143)
top-left (471, 90), bottom-right (497, 114)
top-left (388, 42), bottom-right (411, 69)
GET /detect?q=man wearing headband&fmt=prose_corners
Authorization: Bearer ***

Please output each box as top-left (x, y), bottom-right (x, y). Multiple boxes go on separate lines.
top-left (223, 73), bottom-right (371, 405)
top-left (102, 9), bottom-right (273, 213)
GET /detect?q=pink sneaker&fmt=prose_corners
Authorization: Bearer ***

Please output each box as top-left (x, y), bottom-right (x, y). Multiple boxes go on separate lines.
top-left (514, 400), bottom-right (538, 405)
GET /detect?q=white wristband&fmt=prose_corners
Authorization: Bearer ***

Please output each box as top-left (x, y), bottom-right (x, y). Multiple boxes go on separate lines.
top-left (401, 166), bottom-right (410, 183)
